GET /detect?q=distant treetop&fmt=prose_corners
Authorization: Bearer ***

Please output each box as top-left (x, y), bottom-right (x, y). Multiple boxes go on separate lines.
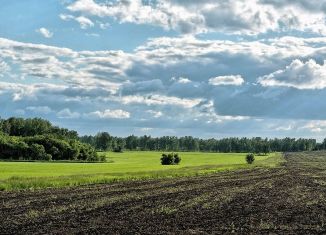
top-left (0, 117), bottom-right (78, 139)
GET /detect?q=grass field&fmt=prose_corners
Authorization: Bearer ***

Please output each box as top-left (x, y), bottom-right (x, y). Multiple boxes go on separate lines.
top-left (0, 151), bottom-right (283, 190)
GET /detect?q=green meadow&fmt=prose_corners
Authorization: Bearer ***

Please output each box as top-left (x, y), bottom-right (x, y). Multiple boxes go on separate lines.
top-left (0, 151), bottom-right (283, 190)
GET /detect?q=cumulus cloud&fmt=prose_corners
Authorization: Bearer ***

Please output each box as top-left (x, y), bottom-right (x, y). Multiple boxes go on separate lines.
top-left (3, 35), bottom-right (326, 137)
top-left (65, 0), bottom-right (326, 35)
top-left (0, 37), bottom-right (128, 88)
top-left (259, 59), bottom-right (326, 89)
top-left (87, 109), bottom-right (130, 119)
top-left (5, 0), bottom-right (326, 138)
top-left (209, 75), bottom-right (244, 86)
top-left (36, 27), bottom-right (53, 38)
top-left (57, 108), bottom-right (80, 119)
top-left (131, 36), bottom-right (326, 83)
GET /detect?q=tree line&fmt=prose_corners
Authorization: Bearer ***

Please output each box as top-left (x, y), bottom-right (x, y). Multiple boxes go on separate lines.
top-left (0, 117), bottom-right (101, 162)
top-left (1, 117), bottom-right (324, 161)
top-left (80, 132), bottom-right (322, 153)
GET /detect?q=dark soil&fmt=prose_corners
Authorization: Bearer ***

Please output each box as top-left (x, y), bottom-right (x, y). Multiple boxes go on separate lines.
top-left (1, 152), bottom-right (326, 234)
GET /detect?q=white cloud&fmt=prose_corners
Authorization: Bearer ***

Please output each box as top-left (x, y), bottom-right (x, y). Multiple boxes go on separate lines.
top-left (275, 125), bottom-right (294, 131)
top-left (87, 109), bottom-right (130, 119)
top-left (195, 100), bottom-right (250, 124)
top-left (300, 121), bottom-right (326, 133)
top-left (59, 14), bottom-right (94, 29)
top-left (67, 0), bottom-right (109, 16)
top-left (57, 108), bottom-right (80, 119)
top-left (36, 27), bottom-right (53, 38)
top-left (177, 77), bottom-right (192, 84)
top-left (0, 37), bottom-right (128, 89)
top-left (146, 110), bottom-right (163, 118)
top-left (4, 35), bottom-right (326, 135)
top-left (85, 33), bottom-right (100, 37)
top-left (140, 127), bottom-right (153, 132)
top-left (118, 95), bottom-right (202, 108)
top-left (209, 75), bottom-right (244, 86)
top-left (59, 14), bottom-right (74, 21)
top-left (75, 16), bottom-right (94, 29)
top-left (66, 0), bottom-right (326, 35)
top-left (259, 59), bottom-right (326, 89)
top-left (0, 60), bottom-right (10, 76)
top-left (26, 106), bottom-right (53, 114)
top-left (98, 22), bottom-right (110, 29)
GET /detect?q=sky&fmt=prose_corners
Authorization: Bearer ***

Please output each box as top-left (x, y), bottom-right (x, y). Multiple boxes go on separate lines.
top-left (2, 0), bottom-right (326, 140)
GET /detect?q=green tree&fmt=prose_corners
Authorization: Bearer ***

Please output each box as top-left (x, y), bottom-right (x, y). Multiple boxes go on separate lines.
top-left (29, 144), bottom-right (49, 160)
top-left (95, 132), bottom-right (112, 151)
top-left (246, 153), bottom-right (255, 164)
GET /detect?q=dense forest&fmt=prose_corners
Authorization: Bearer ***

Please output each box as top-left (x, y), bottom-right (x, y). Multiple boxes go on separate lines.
top-left (80, 132), bottom-right (321, 153)
top-left (0, 117), bottom-right (101, 161)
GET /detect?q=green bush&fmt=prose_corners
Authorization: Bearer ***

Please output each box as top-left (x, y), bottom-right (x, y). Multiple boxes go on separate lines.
top-left (246, 153), bottom-right (255, 164)
top-left (0, 134), bottom-right (101, 162)
top-left (174, 153), bottom-right (181, 164)
top-left (161, 153), bottom-right (181, 165)
top-left (0, 118), bottom-right (102, 162)
top-left (97, 153), bottom-right (107, 162)
top-left (113, 146), bottom-right (123, 153)
top-left (161, 153), bottom-right (173, 165)
top-left (29, 144), bottom-right (47, 160)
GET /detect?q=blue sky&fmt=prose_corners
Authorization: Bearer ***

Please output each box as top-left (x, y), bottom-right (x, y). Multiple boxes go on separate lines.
top-left (2, 0), bottom-right (326, 140)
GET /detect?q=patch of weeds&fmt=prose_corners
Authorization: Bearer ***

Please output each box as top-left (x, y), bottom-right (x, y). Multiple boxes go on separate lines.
top-left (258, 219), bottom-right (274, 230)
top-left (154, 205), bottom-right (178, 215)
top-left (26, 209), bottom-right (40, 219)
top-left (182, 194), bottom-right (211, 208)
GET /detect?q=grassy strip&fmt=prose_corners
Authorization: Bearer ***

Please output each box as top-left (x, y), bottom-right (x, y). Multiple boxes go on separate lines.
top-left (0, 152), bottom-right (284, 191)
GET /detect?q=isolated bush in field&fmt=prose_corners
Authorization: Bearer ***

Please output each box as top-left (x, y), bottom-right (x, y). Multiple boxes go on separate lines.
top-left (246, 153), bottom-right (255, 164)
top-left (161, 153), bottom-right (181, 165)
top-left (161, 153), bottom-right (173, 165)
top-left (173, 153), bottom-right (181, 164)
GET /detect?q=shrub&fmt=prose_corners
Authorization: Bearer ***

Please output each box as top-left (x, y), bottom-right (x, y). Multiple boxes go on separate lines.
top-left (49, 146), bottom-right (60, 159)
top-left (97, 154), bottom-right (107, 162)
top-left (161, 153), bottom-right (181, 165)
top-left (44, 154), bottom-right (52, 161)
top-left (0, 118), bottom-right (101, 162)
top-left (161, 153), bottom-right (173, 165)
top-left (29, 144), bottom-right (47, 161)
top-left (173, 153), bottom-right (181, 164)
top-left (113, 146), bottom-right (123, 153)
top-left (246, 153), bottom-right (255, 164)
